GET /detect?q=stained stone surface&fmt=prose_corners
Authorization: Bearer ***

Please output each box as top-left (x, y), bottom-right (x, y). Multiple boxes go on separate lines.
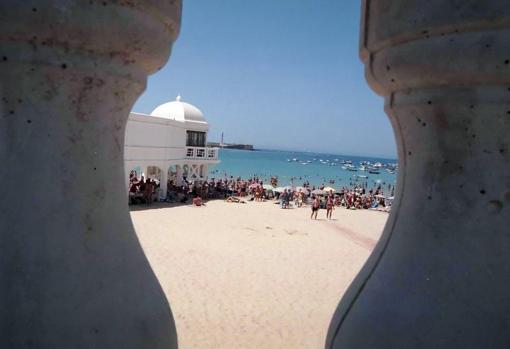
top-left (327, 1), bottom-right (510, 348)
top-left (0, 1), bottom-right (181, 348)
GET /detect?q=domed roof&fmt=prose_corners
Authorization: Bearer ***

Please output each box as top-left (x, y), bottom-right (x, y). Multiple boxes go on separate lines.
top-left (150, 95), bottom-right (206, 123)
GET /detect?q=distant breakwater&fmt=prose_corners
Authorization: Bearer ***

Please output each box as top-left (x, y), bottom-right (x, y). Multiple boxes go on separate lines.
top-left (208, 142), bottom-right (254, 151)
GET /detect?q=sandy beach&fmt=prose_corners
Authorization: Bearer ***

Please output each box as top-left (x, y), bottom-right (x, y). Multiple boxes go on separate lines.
top-left (130, 200), bottom-right (387, 349)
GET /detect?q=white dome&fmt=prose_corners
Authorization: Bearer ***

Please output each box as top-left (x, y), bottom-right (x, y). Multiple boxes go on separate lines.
top-left (150, 95), bottom-right (206, 123)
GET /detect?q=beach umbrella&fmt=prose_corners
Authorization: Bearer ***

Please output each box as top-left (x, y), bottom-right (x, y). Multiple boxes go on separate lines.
top-left (263, 184), bottom-right (274, 190)
top-left (274, 186), bottom-right (292, 193)
top-left (295, 186), bottom-right (310, 193)
top-left (323, 186), bottom-right (336, 193)
top-left (311, 189), bottom-right (325, 195)
top-left (249, 183), bottom-right (261, 189)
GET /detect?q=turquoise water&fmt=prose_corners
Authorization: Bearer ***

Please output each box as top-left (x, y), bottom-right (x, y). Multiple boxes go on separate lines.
top-left (209, 149), bottom-right (398, 189)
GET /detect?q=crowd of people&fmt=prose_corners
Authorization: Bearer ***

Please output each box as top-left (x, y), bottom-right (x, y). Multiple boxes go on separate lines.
top-left (129, 171), bottom-right (394, 219)
top-left (267, 184), bottom-right (392, 220)
top-left (128, 171), bottom-right (161, 205)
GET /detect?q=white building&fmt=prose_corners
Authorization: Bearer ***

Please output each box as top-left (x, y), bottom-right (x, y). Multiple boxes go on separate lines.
top-left (124, 95), bottom-right (219, 198)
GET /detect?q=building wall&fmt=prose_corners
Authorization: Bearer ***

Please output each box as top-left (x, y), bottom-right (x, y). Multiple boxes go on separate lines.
top-left (124, 112), bottom-right (217, 198)
top-left (125, 113), bottom-right (189, 164)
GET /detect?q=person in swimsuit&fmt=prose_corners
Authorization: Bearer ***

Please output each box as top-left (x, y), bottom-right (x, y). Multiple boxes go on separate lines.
top-left (311, 196), bottom-right (320, 220)
top-left (192, 195), bottom-right (204, 206)
top-left (326, 195), bottom-right (334, 219)
top-left (226, 196), bottom-right (246, 203)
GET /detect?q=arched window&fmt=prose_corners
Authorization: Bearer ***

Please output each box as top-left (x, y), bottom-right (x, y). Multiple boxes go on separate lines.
top-left (147, 166), bottom-right (162, 182)
top-left (168, 165), bottom-right (177, 181)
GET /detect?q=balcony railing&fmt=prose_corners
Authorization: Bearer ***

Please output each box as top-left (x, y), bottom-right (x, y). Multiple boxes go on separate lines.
top-left (185, 146), bottom-right (219, 160)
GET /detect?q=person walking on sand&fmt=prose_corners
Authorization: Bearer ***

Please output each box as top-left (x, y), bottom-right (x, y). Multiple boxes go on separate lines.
top-left (326, 195), bottom-right (334, 219)
top-left (311, 196), bottom-right (320, 220)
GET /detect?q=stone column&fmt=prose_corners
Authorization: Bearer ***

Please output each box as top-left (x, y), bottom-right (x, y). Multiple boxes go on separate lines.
top-left (0, 1), bottom-right (181, 348)
top-left (176, 165), bottom-right (183, 186)
top-left (159, 169), bottom-right (168, 201)
top-left (202, 164), bottom-right (209, 180)
top-left (327, 1), bottom-right (510, 348)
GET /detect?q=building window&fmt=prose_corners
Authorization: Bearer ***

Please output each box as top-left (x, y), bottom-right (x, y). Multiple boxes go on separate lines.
top-left (186, 131), bottom-right (206, 147)
top-left (196, 148), bottom-right (205, 157)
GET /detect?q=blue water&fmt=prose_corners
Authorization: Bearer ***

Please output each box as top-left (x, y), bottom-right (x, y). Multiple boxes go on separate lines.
top-left (209, 149), bottom-right (398, 189)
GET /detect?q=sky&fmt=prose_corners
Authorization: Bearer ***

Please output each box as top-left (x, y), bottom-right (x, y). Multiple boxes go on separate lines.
top-left (133, 0), bottom-right (397, 159)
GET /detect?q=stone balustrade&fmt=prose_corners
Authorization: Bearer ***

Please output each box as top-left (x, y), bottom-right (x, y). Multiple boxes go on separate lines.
top-left (185, 146), bottom-right (219, 160)
top-left (0, 1), bottom-right (181, 348)
top-left (327, 1), bottom-right (510, 348)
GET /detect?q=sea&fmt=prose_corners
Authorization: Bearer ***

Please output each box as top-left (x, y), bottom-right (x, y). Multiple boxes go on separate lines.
top-left (209, 148), bottom-right (398, 189)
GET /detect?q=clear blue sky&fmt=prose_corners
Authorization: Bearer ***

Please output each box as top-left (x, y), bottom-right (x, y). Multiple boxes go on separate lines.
top-left (133, 0), bottom-right (397, 159)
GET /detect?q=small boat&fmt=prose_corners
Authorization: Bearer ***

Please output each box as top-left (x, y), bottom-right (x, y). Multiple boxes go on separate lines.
top-left (357, 175), bottom-right (368, 179)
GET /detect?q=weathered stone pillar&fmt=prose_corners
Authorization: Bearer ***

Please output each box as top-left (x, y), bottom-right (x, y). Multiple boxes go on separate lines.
top-left (327, 1), bottom-right (510, 348)
top-left (0, 1), bottom-right (181, 348)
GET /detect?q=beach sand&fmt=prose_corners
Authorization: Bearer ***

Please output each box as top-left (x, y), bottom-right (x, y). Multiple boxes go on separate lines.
top-left (130, 200), bottom-right (387, 349)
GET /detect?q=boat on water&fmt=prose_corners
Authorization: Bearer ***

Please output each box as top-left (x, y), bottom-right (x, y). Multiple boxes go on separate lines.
top-left (359, 165), bottom-right (366, 171)
top-left (368, 169), bottom-right (380, 174)
top-left (356, 175), bottom-right (368, 179)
